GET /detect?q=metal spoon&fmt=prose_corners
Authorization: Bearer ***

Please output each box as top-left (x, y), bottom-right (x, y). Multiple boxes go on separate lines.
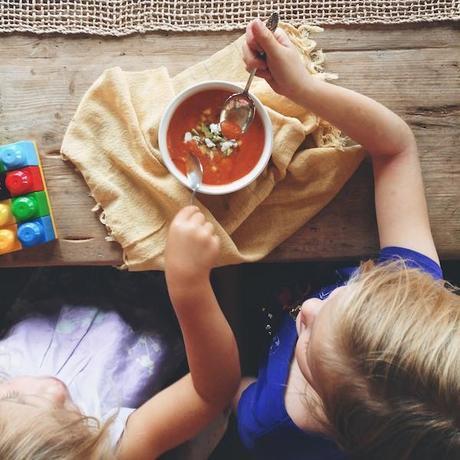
top-left (185, 153), bottom-right (203, 204)
top-left (220, 13), bottom-right (279, 134)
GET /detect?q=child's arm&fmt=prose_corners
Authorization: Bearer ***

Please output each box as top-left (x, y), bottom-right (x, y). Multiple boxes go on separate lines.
top-left (244, 20), bottom-right (438, 263)
top-left (117, 206), bottom-right (240, 459)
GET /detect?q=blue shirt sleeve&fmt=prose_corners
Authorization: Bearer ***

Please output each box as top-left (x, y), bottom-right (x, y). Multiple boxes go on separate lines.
top-left (378, 246), bottom-right (443, 280)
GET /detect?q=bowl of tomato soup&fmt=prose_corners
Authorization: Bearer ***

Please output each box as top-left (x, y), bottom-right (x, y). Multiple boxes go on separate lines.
top-left (159, 81), bottom-right (273, 195)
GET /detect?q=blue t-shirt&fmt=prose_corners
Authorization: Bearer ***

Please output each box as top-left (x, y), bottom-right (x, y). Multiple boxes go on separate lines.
top-left (237, 247), bottom-right (443, 460)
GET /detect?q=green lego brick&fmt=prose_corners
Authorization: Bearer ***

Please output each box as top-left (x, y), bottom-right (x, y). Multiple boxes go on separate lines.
top-left (11, 191), bottom-right (50, 222)
top-left (0, 162), bottom-right (5, 173)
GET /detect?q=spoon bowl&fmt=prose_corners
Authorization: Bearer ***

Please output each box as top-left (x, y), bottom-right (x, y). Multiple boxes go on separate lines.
top-left (219, 93), bottom-right (255, 135)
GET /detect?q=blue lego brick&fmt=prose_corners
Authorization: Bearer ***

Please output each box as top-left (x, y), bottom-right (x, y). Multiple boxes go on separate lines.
top-left (17, 215), bottom-right (56, 248)
top-left (0, 141), bottom-right (39, 171)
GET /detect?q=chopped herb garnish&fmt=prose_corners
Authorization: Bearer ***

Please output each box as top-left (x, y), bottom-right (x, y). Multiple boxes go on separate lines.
top-left (184, 118), bottom-right (240, 159)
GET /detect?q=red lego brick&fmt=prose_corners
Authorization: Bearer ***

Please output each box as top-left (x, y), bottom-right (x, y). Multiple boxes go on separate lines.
top-left (5, 166), bottom-right (44, 197)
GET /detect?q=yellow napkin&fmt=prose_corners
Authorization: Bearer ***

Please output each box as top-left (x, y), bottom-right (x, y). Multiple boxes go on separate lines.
top-left (61, 24), bottom-right (364, 271)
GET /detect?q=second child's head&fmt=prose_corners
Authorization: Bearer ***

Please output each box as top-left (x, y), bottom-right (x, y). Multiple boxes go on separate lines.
top-left (295, 261), bottom-right (460, 459)
top-left (0, 376), bottom-right (114, 460)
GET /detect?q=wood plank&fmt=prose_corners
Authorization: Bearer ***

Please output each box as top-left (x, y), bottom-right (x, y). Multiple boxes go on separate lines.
top-left (0, 25), bottom-right (458, 267)
top-left (0, 23), bottom-right (457, 63)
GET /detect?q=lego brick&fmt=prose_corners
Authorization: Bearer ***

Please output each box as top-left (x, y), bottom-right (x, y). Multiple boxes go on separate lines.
top-left (5, 166), bottom-right (44, 197)
top-left (17, 215), bottom-right (56, 248)
top-left (27, 143), bottom-right (59, 239)
top-left (0, 141), bottom-right (39, 171)
top-left (11, 191), bottom-right (50, 222)
top-left (0, 224), bottom-right (22, 255)
top-left (0, 141), bottom-right (58, 255)
top-left (0, 199), bottom-right (16, 227)
top-left (0, 173), bottom-right (11, 200)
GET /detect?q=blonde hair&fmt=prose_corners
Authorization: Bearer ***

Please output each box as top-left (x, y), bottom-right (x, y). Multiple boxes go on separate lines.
top-left (317, 260), bottom-right (460, 459)
top-left (0, 401), bottom-right (115, 460)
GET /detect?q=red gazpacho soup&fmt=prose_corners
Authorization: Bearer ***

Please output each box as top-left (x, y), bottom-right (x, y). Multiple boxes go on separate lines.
top-left (167, 89), bottom-right (265, 186)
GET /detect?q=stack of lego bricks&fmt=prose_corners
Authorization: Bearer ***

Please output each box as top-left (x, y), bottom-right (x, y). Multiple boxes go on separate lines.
top-left (0, 141), bottom-right (57, 256)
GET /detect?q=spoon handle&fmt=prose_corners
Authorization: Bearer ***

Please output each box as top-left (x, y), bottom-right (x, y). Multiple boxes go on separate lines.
top-left (190, 188), bottom-right (197, 205)
top-left (244, 69), bottom-right (257, 94)
top-left (265, 12), bottom-right (279, 32)
top-left (243, 13), bottom-right (278, 95)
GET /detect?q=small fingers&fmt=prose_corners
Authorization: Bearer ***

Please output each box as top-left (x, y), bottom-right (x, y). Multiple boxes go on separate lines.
top-left (251, 18), bottom-right (282, 56)
top-left (273, 28), bottom-right (293, 48)
top-left (246, 20), bottom-right (263, 53)
top-left (211, 234), bottom-right (221, 252)
top-left (176, 205), bottom-right (200, 221)
top-left (189, 210), bottom-right (206, 226)
top-left (203, 221), bottom-right (215, 235)
top-left (242, 42), bottom-right (267, 72)
top-left (255, 69), bottom-right (273, 80)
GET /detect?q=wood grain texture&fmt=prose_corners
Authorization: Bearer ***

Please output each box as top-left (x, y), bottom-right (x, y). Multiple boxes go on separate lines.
top-left (0, 24), bottom-right (458, 267)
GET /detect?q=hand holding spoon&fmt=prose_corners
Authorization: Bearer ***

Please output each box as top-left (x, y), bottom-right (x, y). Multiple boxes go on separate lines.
top-left (220, 13), bottom-right (279, 134)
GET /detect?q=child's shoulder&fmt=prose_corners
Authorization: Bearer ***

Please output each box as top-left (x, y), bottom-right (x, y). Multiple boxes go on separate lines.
top-left (377, 246), bottom-right (443, 280)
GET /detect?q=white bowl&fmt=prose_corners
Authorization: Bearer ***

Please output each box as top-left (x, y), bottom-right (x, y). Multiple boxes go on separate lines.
top-left (158, 80), bottom-right (273, 195)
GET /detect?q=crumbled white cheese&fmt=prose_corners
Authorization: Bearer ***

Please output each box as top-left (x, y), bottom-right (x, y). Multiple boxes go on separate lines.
top-left (220, 140), bottom-right (236, 152)
top-left (204, 138), bottom-right (216, 148)
top-left (183, 132), bottom-right (192, 142)
top-left (209, 123), bottom-right (221, 135)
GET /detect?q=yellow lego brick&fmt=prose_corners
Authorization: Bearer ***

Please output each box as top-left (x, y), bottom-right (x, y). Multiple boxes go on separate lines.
top-left (0, 224), bottom-right (22, 255)
top-left (0, 199), bottom-right (16, 228)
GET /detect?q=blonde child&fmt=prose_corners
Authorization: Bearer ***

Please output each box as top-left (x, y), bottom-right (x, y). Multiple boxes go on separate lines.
top-left (234, 19), bottom-right (460, 459)
top-left (0, 206), bottom-right (240, 459)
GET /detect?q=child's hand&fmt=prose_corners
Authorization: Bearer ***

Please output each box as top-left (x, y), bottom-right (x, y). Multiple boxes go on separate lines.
top-left (243, 19), bottom-right (310, 101)
top-left (165, 206), bottom-right (220, 283)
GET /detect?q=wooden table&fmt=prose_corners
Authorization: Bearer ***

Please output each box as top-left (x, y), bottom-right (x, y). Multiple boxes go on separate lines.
top-left (0, 23), bottom-right (458, 267)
